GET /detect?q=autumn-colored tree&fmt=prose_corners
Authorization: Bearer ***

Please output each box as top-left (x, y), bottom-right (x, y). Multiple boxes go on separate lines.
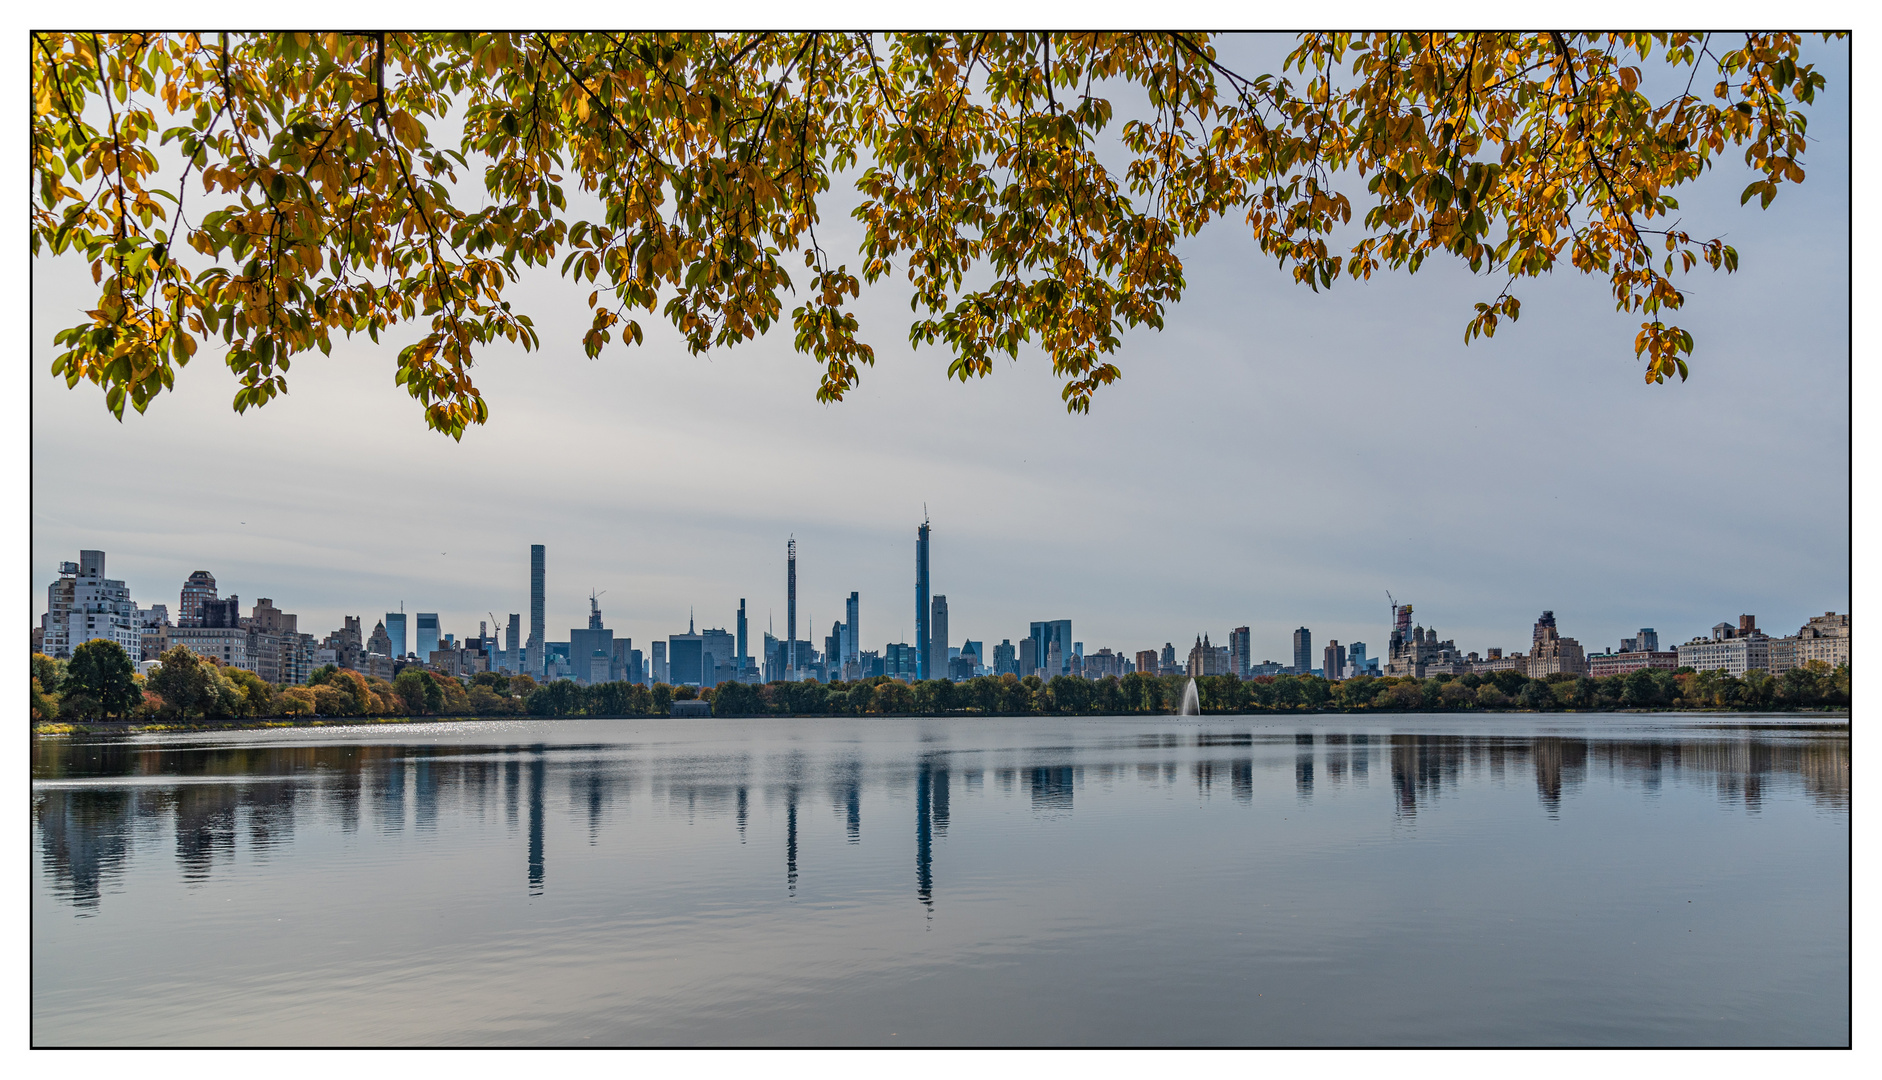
top-left (433, 673), bottom-right (472, 714)
top-left (312, 682), bottom-right (357, 716)
top-left (872, 679), bottom-right (914, 715)
top-left (149, 644), bottom-right (211, 718)
top-left (392, 666), bottom-right (439, 713)
top-left (277, 686), bottom-right (317, 716)
top-left (32, 32), bottom-right (1838, 435)
top-left (31, 653), bottom-right (67, 723)
top-left (32, 653), bottom-right (67, 695)
top-left (466, 685), bottom-right (508, 715)
top-left (219, 664), bottom-right (276, 716)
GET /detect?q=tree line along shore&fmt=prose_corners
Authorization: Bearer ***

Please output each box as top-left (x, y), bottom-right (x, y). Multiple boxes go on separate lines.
top-left (31, 641), bottom-right (1850, 731)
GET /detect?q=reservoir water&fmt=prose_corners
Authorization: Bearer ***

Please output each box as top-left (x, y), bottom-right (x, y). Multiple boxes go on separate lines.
top-left (32, 714), bottom-right (1849, 1046)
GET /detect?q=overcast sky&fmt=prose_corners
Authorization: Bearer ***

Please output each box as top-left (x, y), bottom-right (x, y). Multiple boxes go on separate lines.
top-left (30, 35), bottom-right (1850, 664)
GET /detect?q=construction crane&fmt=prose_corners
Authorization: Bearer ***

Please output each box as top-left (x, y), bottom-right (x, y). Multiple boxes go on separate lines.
top-left (587, 589), bottom-right (607, 630)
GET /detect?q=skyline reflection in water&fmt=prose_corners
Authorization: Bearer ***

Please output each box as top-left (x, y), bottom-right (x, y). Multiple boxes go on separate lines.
top-left (32, 715), bottom-right (1848, 1047)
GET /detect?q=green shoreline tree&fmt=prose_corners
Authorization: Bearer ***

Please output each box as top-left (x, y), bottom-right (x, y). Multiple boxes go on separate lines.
top-left (63, 639), bottom-right (140, 720)
top-left (32, 32), bottom-right (1838, 435)
top-left (28, 653), bottom-right (1851, 727)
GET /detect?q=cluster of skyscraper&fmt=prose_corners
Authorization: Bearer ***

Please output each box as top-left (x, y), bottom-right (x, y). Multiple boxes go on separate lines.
top-left (38, 538), bottom-right (1848, 692)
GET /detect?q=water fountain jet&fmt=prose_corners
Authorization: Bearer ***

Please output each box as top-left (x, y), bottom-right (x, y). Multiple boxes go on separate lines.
top-left (1177, 678), bottom-right (1200, 717)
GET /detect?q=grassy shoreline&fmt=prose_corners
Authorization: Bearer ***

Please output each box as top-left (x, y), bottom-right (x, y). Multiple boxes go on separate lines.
top-left (30, 708), bottom-right (1851, 737)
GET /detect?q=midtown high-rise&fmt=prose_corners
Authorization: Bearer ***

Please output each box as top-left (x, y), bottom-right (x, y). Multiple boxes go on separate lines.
top-left (787, 538), bottom-right (798, 678)
top-left (845, 590), bottom-right (860, 667)
top-left (1030, 619), bottom-right (1071, 677)
top-left (737, 599), bottom-right (749, 678)
top-left (930, 595), bottom-right (949, 680)
top-left (915, 517), bottom-right (931, 680)
top-left (1293, 627), bottom-right (1313, 674)
top-left (527, 544), bottom-right (546, 677)
top-left (1323, 640), bottom-right (1347, 680)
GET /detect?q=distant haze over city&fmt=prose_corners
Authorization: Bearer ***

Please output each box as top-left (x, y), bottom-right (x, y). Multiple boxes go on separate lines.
top-left (29, 37), bottom-right (1848, 667)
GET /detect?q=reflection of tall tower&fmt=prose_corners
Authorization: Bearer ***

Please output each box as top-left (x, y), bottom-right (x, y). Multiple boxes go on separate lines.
top-left (414, 751), bottom-right (438, 830)
top-left (843, 757), bottom-right (862, 843)
top-left (914, 754), bottom-right (951, 909)
top-left (527, 749), bottom-right (545, 895)
top-left (786, 538), bottom-right (798, 679)
top-left (785, 784), bottom-right (799, 895)
top-left (528, 544), bottom-right (546, 677)
top-left (932, 760), bottom-right (949, 837)
top-left (381, 756), bottom-right (406, 833)
top-left (916, 760), bottom-right (934, 907)
top-left (916, 516), bottom-right (931, 680)
top-left (504, 756), bottom-right (520, 830)
top-left (1295, 732), bottom-right (1315, 798)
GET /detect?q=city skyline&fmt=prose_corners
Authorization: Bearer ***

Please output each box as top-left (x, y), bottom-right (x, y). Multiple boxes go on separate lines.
top-left (32, 536), bottom-right (1848, 686)
top-left (26, 37), bottom-right (1851, 668)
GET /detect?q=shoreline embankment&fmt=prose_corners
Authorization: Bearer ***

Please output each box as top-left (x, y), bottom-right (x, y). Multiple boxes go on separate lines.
top-left (30, 709), bottom-right (1852, 737)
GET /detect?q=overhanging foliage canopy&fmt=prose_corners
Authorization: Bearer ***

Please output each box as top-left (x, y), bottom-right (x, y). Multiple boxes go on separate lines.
top-left (32, 32), bottom-right (1838, 436)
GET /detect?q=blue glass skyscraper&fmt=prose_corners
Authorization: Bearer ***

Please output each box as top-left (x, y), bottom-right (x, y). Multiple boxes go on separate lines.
top-left (1029, 619), bottom-right (1072, 677)
top-left (844, 590), bottom-right (859, 667)
top-left (385, 611), bottom-right (407, 658)
top-left (915, 517), bottom-right (930, 680)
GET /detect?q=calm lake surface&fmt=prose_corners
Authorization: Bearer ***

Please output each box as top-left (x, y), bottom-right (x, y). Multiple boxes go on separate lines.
top-left (32, 714), bottom-right (1848, 1047)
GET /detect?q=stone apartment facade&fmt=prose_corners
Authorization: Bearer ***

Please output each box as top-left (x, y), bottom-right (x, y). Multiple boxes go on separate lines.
top-left (1676, 616), bottom-right (1770, 677)
top-left (1386, 624), bottom-right (1468, 678)
top-left (1526, 611), bottom-right (1588, 678)
top-left (1797, 611), bottom-right (1850, 668)
top-left (1587, 650), bottom-right (1680, 678)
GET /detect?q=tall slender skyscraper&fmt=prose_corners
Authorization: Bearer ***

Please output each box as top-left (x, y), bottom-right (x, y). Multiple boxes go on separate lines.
top-left (527, 544), bottom-right (546, 677)
top-left (845, 591), bottom-right (860, 665)
top-left (787, 538), bottom-right (798, 678)
top-left (930, 595), bottom-right (950, 679)
top-left (737, 599), bottom-right (749, 677)
top-left (506, 614), bottom-right (521, 673)
top-left (915, 517), bottom-right (931, 680)
top-left (1293, 627), bottom-right (1313, 674)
